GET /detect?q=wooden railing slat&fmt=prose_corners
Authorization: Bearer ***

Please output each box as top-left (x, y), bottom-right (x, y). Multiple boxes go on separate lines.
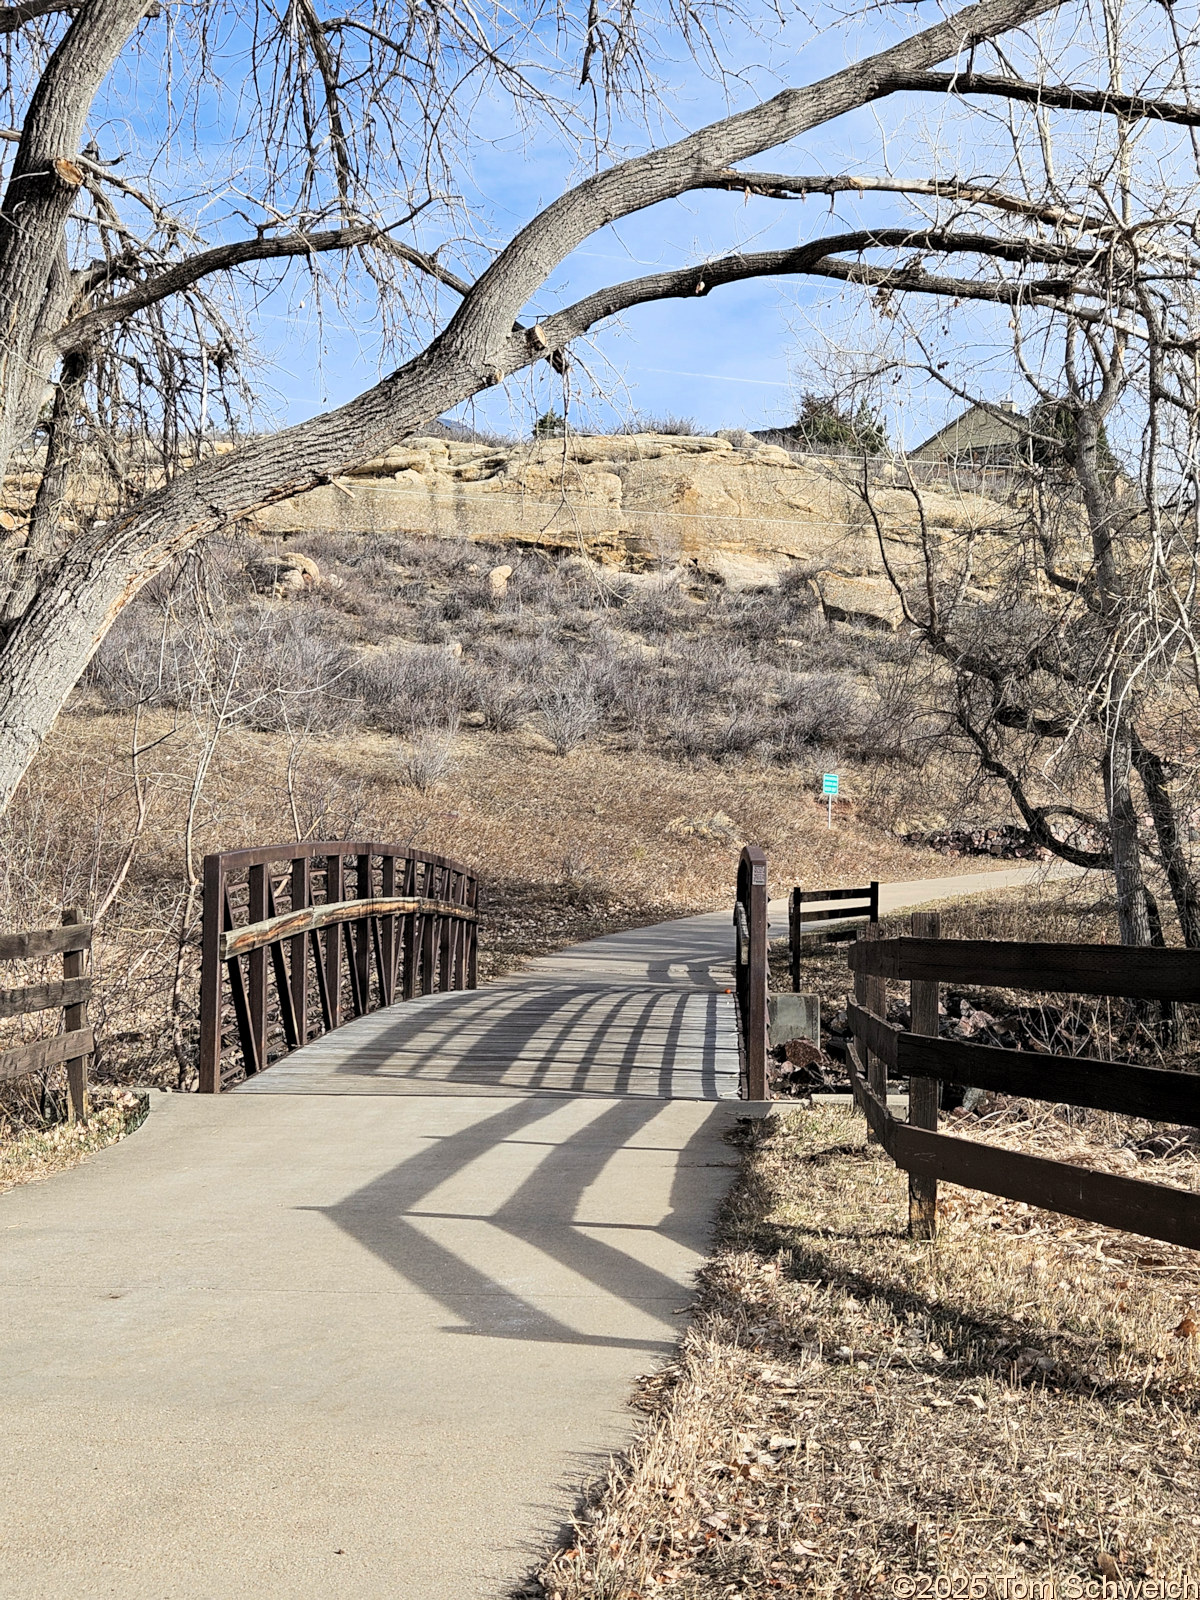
top-left (849, 937), bottom-right (1200, 1001)
top-left (0, 975), bottom-right (91, 1018)
top-left (847, 1000), bottom-right (901, 1070)
top-left (896, 1123), bottom-right (1200, 1252)
top-left (0, 1028), bottom-right (95, 1081)
top-left (794, 886), bottom-right (875, 904)
top-left (218, 895), bottom-right (479, 961)
top-left (0, 925), bottom-right (91, 962)
top-left (898, 1033), bottom-right (1200, 1125)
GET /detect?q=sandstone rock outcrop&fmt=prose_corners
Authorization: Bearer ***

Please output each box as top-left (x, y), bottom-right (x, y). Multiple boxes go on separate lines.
top-left (252, 431), bottom-right (1022, 616)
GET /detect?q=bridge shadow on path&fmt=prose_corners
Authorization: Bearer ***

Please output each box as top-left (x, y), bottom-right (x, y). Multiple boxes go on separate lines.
top-left (313, 1095), bottom-right (736, 1352)
top-left (245, 979), bottom-right (740, 1098)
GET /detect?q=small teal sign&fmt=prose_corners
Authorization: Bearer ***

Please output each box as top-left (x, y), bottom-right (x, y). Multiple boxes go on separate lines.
top-left (822, 773), bottom-right (839, 796)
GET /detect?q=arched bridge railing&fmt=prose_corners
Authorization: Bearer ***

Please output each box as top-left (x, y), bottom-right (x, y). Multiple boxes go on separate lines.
top-left (198, 841), bottom-right (478, 1092)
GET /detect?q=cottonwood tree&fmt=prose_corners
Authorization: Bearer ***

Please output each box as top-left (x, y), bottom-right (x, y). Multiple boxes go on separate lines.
top-left (1, 0), bottom-right (1199, 915)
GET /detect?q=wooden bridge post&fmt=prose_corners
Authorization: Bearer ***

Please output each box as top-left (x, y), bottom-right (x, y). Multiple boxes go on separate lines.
top-left (737, 846), bottom-right (769, 1101)
top-left (325, 853), bottom-right (344, 1029)
top-left (466, 875), bottom-right (479, 989)
top-left (380, 854), bottom-right (397, 1004)
top-left (247, 864), bottom-right (268, 1072)
top-left (198, 853), bottom-right (224, 1093)
top-left (353, 851), bottom-right (372, 1014)
top-left (908, 910), bottom-right (941, 1239)
top-left (420, 860), bottom-right (438, 995)
top-left (401, 854), bottom-right (419, 1000)
top-left (290, 855), bottom-right (310, 1045)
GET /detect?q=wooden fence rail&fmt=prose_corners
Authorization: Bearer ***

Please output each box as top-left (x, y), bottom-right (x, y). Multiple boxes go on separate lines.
top-left (199, 841), bottom-right (479, 1092)
top-left (0, 908), bottom-right (91, 1121)
top-left (789, 880), bottom-right (878, 990)
top-left (846, 923), bottom-right (1200, 1250)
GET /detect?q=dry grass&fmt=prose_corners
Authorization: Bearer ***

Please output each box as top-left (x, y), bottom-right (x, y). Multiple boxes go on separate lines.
top-left (531, 1106), bottom-right (1200, 1600)
top-left (0, 1087), bottom-right (147, 1195)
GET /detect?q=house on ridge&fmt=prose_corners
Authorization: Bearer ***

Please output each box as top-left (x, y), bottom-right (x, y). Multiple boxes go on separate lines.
top-left (911, 399), bottom-right (1031, 467)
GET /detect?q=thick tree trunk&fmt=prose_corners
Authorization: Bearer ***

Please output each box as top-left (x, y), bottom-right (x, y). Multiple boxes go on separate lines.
top-left (1105, 718), bottom-right (1152, 948)
top-left (0, 0), bottom-right (149, 479)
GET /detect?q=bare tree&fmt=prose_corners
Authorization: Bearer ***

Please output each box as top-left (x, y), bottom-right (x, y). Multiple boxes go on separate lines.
top-left (1, 0), bottom-right (1199, 845)
top-left (814, 1), bottom-right (1200, 947)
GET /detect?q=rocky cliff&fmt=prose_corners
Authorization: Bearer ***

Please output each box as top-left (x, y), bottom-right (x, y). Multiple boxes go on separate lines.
top-left (253, 432), bottom-right (1020, 626)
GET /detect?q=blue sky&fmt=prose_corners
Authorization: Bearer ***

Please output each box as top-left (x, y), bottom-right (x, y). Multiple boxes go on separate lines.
top-left (232, 9), bottom-right (946, 442)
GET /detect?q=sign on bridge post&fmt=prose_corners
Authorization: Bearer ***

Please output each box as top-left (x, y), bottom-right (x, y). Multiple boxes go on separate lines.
top-left (822, 772), bottom-right (839, 829)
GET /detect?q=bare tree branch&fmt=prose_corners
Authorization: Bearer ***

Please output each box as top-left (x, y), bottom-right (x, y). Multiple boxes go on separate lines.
top-left (0, 0), bottom-right (77, 33)
top-left (891, 70), bottom-right (1200, 128)
top-left (56, 222), bottom-right (471, 352)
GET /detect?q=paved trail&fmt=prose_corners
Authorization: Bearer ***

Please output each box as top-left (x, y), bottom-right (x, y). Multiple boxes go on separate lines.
top-left (0, 862), bottom-right (1065, 1599)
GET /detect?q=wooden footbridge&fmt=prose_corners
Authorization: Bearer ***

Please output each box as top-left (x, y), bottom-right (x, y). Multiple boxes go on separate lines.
top-left (199, 839), bottom-right (743, 1098)
top-left (197, 838), bottom-right (1067, 1103)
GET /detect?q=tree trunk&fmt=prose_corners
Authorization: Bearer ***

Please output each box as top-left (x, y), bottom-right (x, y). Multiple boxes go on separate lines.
top-left (0, 0), bottom-right (149, 479)
top-left (1105, 717), bottom-right (1152, 947)
top-left (1131, 729), bottom-right (1200, 948)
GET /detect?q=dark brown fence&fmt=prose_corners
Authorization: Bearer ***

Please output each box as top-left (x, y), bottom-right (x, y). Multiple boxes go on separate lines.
top-left (199, 841), bottom-right (479, 1093)
top-left (846, 919), bottom-right (1200, 1249)
top-left (0, 908), bottom-right (91, 1121)
top-left (734, 845), bottom-right (768, 1100)
top-left (788, 880), bottom-right (878, 988)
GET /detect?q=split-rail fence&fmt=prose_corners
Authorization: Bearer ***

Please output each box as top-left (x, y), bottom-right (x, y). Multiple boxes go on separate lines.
top-left (0, 908), bottom-right (90, 1121)
top-left (733, 851), bottom-right (1200, 1251)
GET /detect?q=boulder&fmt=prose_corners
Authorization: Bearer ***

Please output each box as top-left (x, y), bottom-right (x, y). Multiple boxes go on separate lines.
top-left (245, 547), bottom-right (321, 597)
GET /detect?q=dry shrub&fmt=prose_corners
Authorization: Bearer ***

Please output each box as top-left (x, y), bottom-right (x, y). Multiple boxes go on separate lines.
top-left (0, 1088), bottom-right (147, 1191)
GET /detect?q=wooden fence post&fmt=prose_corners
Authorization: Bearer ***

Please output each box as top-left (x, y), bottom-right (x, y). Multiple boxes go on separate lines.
top-left (854, 923), bottom-right (887, 1138)
top-left (908, 910), bottom-right (941, 1239)
top-left (61, 907), bottom-right (88, 1124)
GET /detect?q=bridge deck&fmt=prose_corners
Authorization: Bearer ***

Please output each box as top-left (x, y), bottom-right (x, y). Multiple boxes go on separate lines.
top-left (235, 908), bottom-right (743, 1099)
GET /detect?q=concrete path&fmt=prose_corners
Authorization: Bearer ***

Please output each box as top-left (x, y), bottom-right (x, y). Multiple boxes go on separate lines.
top-left (0, 1091), bottom-right (742, 1599)
top-left (0, 858), bottom-right (1066, 1599)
